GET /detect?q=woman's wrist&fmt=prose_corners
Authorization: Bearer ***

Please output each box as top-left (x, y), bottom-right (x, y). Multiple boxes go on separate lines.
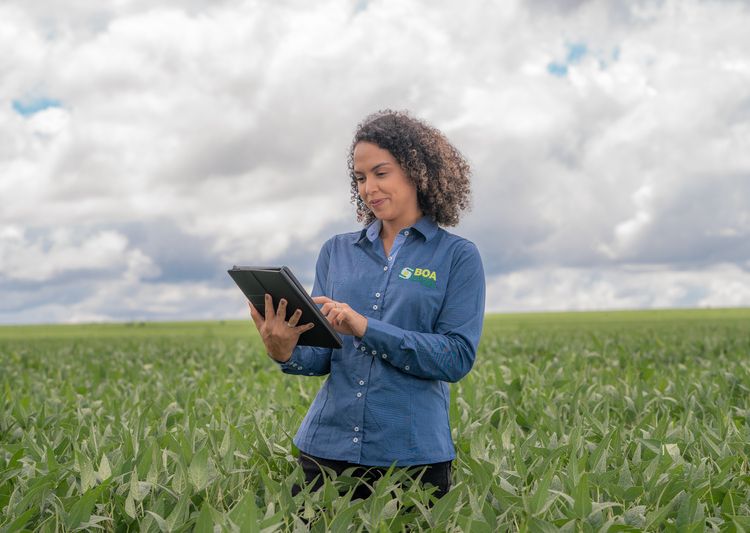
top-left (267, 349), bottom-right (292, 363)
top-left (355, 317), bottom-right (368, 339)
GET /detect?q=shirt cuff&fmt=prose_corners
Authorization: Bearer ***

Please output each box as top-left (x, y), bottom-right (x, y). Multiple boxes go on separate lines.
top-left (275, 347), bottom-right (305, 372)
top-left (360, 317), bottom-right (410, 368)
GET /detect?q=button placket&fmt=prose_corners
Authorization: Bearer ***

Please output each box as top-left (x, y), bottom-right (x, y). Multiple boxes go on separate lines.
top-left (353, 374), bottom-right (366, 443)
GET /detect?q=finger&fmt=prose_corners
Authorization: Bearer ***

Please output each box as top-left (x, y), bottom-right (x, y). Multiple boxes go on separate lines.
top-left (321, 301), bottom-right (344, 317)
top-left (319, 306), bottom-right (335, 323)
top-left (248, 302), bottom-right (263, 327)
top-left (328, 308), bottom-right (345, 326)
top-left (264, 293), bottom-right (275, 320)
top-left (334, 309), bottom-right (348, 326)
top-left (312, 296), bottom-right (333, 306)
top-left (287, 308), bottom-right (302, 327)
top-left (295, 322), bottom-right (315, 333)
top-left (277, 298), bottom-right (288, 322)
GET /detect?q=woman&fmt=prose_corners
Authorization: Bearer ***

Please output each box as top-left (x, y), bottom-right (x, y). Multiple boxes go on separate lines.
top-left (248, 110), bottom-right (485, 500)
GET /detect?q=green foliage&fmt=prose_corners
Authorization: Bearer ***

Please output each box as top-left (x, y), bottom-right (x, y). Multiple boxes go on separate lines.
top-left (1, 309), bottom-right (750, 530)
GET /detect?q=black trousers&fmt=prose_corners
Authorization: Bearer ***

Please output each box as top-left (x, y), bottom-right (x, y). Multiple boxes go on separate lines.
top-left (291, 452), bottom-right (452, 501)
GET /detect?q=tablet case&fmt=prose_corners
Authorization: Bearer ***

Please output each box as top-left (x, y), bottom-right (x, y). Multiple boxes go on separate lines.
top-left (228, 266), bottom-right (343, 349)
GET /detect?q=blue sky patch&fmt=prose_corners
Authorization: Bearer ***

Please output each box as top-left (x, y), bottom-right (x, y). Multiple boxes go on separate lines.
top-left (566, 42), bottom-right (587, 64)
top-left (547, 41), bottom-right (587, 77)
top-left (12, 97), bottom-right (62, 116)
top-left (547, 62), bottom-right (568, 77)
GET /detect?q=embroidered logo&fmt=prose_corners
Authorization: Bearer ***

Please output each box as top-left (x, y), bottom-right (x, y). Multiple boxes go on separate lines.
top-left (399, 267), bottom-right (437, 288)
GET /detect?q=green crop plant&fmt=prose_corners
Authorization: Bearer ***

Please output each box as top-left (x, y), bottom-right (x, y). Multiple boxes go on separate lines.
top-left (1, 308), bottom-right (749, 531)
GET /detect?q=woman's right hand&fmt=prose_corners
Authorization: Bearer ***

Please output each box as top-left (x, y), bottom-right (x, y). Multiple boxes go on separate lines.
top-left (248, 294), bottom-right (314, 362)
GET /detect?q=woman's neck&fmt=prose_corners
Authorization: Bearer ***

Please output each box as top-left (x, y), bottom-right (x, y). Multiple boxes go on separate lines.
top-left (380, 212), bottom-right (422, 242)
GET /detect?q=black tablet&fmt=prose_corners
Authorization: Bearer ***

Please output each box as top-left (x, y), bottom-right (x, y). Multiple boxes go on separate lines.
top-left (228, 265), bottom-right (343, 349)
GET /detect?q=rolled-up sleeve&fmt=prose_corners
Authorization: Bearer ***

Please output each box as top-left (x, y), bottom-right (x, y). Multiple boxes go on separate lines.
top-left (359, 242), bottom-right (485, 383)
top-left (277, 239), bottom-right (334, 376)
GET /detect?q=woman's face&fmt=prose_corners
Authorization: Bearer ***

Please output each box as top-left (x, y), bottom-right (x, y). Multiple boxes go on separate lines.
top-left (353, 142), bottom-right (421, 228)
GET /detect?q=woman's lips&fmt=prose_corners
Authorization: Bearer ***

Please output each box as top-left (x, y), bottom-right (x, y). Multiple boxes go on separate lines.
top-left (370, 198), bottom-right (386, 208)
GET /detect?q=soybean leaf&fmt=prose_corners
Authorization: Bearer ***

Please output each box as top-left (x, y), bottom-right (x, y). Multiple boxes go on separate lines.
top-left (228, 490), bottom-right (260, 533)
top-left (194, 501), bottom-right (215, 533)
top-left (572, 473), bottom-right (591, 520)
top-left (189, 447), bottom-right (209, 491)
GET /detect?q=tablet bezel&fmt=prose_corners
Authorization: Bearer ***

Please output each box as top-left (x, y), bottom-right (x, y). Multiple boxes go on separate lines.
top-left (228, 265), bottom-right (343, 349)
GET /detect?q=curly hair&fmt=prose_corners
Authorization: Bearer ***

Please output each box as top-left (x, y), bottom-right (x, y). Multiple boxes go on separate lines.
top-left (347, 109), bottom-right (472, 227)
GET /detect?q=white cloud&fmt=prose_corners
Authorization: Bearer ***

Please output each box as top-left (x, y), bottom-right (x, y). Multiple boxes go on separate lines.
top-left (1, 0), bottom-right (749, 323)
top-left (0, 227), bottom-right (158, 282)
top-left (0, 281), bottom-right (239, 324)
top-left (486, 263), bottom-right (750, 313)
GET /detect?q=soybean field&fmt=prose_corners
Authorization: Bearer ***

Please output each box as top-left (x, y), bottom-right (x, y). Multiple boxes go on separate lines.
top-left (1, 308), bottom-right (750, 531)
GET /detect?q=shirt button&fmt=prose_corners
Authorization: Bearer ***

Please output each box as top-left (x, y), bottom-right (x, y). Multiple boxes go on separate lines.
top-left (371, 350), bottom-right (377, 355)
top-left (375, 292), bottom-right (381, 298)
top-left (354, 426), bottom-right (360, 432)
top-left (356, 392), bottom-right (362, 398)
top-left (404, 231), bottom-right (409, 236)
top-left (298, 366), bottom-right (304, 370)
top-left (359, 380), bottom-right (365, 385)
top-left (382, 354), bottom-right (388, 359)
top-left (372, 305), bottom-right (378, 310)
top-left (353, 437), bottom-right (359, 443)
top-left (405, 365), bottom-right (410, 371)
top-left (309, 372), bottom-right (314, 375)
top-left (383, 266), bottom-right (388, 271)
top-left (361, 346), bottom-right (366, 352)
top-left (388, 256), bottom-right (392, 261)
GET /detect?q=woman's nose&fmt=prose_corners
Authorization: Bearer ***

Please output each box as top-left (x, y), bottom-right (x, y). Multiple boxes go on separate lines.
top-left (365, 176), bottom-right (378, 195)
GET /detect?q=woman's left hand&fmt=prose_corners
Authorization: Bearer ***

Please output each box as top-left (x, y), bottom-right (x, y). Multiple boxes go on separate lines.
top-left (313, 296), bottom-right (368, 338)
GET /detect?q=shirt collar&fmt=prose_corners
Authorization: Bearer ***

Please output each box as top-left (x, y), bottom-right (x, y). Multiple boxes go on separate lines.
top-left (366, 219), bottom-right (382, 242)
top-left (411, 216), bottom-right (439, 242)
top-left (356, 216), bottom-right (439, 244)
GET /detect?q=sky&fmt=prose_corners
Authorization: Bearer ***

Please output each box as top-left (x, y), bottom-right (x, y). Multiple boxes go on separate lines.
top-left (1, 0), bottom-right (749, 324)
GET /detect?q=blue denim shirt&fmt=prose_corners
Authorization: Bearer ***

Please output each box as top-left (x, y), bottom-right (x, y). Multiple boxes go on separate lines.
top-left (277, 217), bottom-right (486, 466)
